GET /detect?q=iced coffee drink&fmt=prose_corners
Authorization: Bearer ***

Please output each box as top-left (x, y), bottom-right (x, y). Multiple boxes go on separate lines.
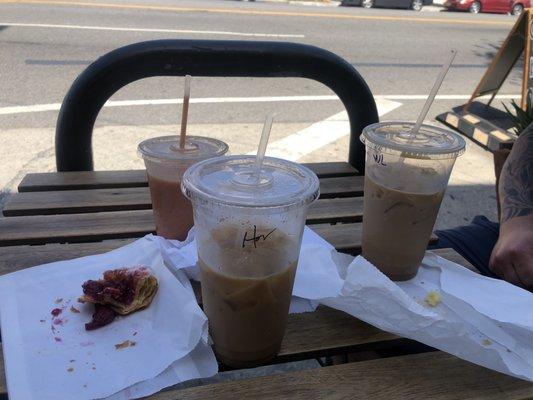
top-left (182, 155), bottom-right (319, 367)
top-left (138, 136), bottom-right (228, 241)
top-left (360, 122), bottom-right (465, 280)
top-left (198, 225), bottom-right (297, 365)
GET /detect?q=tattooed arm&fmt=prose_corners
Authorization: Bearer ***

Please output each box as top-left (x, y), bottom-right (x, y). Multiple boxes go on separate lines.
top-left (489, 125), bottom-right (533, 287)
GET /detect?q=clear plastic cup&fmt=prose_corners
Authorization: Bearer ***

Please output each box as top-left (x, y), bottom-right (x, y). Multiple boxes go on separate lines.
top-left (360, 122), bottom-right (466, 281)
top-left (138, 136), bottom-right (228, 240)
top-left (182, 155), bottom-right (319, 367)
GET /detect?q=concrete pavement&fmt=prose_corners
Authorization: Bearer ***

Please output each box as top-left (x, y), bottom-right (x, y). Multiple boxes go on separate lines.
top-left (0, 0), bottom-right (517, 227)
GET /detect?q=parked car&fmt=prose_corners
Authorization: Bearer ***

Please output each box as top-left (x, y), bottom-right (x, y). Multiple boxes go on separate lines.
top-left (341, 0), bottom-right (433, 11)
top-left (443, 0), bottom-right (529, 14)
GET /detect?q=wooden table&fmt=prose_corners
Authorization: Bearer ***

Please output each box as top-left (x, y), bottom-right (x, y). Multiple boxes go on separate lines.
top-left (1, 161), bottom-right (531, 399)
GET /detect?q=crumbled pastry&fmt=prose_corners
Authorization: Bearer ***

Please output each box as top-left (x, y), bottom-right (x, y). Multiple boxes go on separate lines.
top-left (80, 266), bottom-right (158, 330)
top-left (80, 266), bottom-right (158, 315)
top-left (425, 291), bottom-right (441, 307)
top-left (85, 304), bottom-right (116, 331)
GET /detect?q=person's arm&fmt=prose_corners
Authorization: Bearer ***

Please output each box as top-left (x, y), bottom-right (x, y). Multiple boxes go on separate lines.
top-left (489, 125), bottom-right (533, 287)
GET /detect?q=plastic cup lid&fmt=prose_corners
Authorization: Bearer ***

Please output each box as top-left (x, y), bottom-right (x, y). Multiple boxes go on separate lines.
top-left (138, 135), bottom-right (228, 164)
top-left (182, 155), bottom-right (320, 209)
top-left (361, 121), bottom-right (466, 159)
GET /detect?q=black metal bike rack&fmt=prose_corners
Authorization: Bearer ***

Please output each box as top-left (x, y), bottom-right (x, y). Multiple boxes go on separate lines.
top-left (56, 40), bottom-right (378, 173)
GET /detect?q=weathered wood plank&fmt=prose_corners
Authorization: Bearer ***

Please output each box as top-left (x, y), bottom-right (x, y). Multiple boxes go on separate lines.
top-left (278, 306), bottom-right (398, 362)
top-left (312, 223), bottom-right (437, 252)
top-left (3, 187), bottom-right (152, 216)
top-left (0, 199), bottom-right (369, 246)
top-left (17, 163), bottom-right (358, 193)
top-left (0, 239), bottom-right (134, 276)
top-left (150, 352), bottom-right (533, 400)
top-left (18, 170), bottom-right (148, 192)
top-left (0, 210), bottom-right (156, 246)
top-left (5, 177), bottom-right (364, 216)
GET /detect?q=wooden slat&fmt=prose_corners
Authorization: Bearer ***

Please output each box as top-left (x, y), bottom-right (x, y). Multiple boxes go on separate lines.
top-left (0, 239), bottom-right (134, 276)
top-left (320, 175), bottom-right (364, 198)
top-left (302, 162), bottom-right (358, 177)
top-left (0, 201), bottom-right (369, 246)
top-left (151, 352), bottom-right (533, 400)
top-left (312, 223), bottom-right (437, 252)
top-left (17, 163), bottom-right (358, 193)
top-left (278, 306), bottom-right (398, 362)
top-left (5, 176), bottom-right (364, 216)
top-left (18, 170), bottom-right (148, 192)
top-left (3, 187), bottom-right (152, 216)
top-left (0, 210), bottom-right (156, 246)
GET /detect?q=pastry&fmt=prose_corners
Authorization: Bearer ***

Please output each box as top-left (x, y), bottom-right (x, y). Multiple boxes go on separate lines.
top-left (80, 266), bottom-right (158, 316)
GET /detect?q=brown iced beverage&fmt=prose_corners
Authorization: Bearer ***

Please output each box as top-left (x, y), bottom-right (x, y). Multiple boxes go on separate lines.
top-left (198, 225), bottom-right (297, 367)
top-left (147, 175), bottom-right (193, 241)
top-left (360, 122), bottom-right (465, 281)
top-left (362, 176), bottom-right (444, 280)
top-left (138, 136), bottom-right (228, 241)
top-left (182, 155), bottom-right (320, 367)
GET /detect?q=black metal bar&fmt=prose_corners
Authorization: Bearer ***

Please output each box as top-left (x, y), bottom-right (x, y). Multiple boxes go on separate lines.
top-left (56, 40), bottom-right (378, 173)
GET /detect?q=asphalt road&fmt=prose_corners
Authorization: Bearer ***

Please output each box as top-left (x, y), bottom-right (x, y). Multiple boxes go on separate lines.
top-left (0, 0), bottom-right (520, 226)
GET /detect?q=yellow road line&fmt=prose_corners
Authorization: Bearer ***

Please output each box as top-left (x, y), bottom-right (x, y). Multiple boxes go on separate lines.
top-left (0, 0), bottom-right (514, 26)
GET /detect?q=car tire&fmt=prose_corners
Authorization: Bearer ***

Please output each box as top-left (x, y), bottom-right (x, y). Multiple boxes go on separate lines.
top-left (469, 1), bottom-right (481, 13)
top-left (361, 0), bottom-right (374, 8)
top-left (411, 0), bottom-right (423, 10)
top-left (511, 3), bottom-right (524, 15)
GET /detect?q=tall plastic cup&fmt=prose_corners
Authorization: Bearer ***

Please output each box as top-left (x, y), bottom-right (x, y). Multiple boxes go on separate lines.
top-left (360, 122), bottom-right (466, 281)
top-left (182, 155), bottom-right (319, 367)
top-left (138, 136), bottom-right (228, 241)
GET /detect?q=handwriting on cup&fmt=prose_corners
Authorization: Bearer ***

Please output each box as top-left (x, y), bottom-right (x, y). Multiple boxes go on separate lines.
top-left (373, 153), bottom-right (387, 166)
top-left (242, 225), bottom-right (276, 248)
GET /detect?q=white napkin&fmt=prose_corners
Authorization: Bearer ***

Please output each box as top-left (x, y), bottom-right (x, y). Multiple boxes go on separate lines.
top-left (0, 237), bottom-right (216, 400)
top-left (321, 253), bottom-right (533, 382)
top-left (149, 226), bottom-right (344, 314)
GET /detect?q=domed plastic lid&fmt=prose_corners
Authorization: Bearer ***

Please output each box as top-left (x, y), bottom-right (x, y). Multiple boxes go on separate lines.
top-left (138, 135), bottom-right (228, 164)
top-left (182, 155), bottom-right (320, 209)
top-left (361, 121), bottom-right (466, 159)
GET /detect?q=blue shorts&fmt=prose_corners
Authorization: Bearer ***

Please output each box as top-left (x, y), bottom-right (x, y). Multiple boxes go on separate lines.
top-left (433, 215), bottom-right (500, 278)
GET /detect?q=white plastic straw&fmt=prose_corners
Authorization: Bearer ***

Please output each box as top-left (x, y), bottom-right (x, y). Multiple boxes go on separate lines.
top-left (179, 75), bottom-right (192, 150)
top-left (411, 49), bottom-right (457, 135)
top-left (254, 114), bottom-right (274, 183)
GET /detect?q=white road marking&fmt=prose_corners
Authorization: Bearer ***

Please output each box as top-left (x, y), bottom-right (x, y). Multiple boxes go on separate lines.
top-left (0, 22), bottom-right (305, 38)
top-left (375, 94), bottom-right (521, 100)
top-left (246, 98), bottom-right (403, 160)
top-left (0, 94), bottom-right (520, 116)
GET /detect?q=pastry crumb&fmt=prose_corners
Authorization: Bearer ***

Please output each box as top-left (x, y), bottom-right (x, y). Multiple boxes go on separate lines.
top-left (425, 291), bottom-right (441, 307)
top-left (67, 367), bottom-right (74, 373)
top-left (55, 298), bottom-right (63, 304)
top-left (70, 306), bottom-right (80, 313)
top-left (482, 339), bottom-right (492, 346)
top-left (115, 340), bottom-right (136, 350)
